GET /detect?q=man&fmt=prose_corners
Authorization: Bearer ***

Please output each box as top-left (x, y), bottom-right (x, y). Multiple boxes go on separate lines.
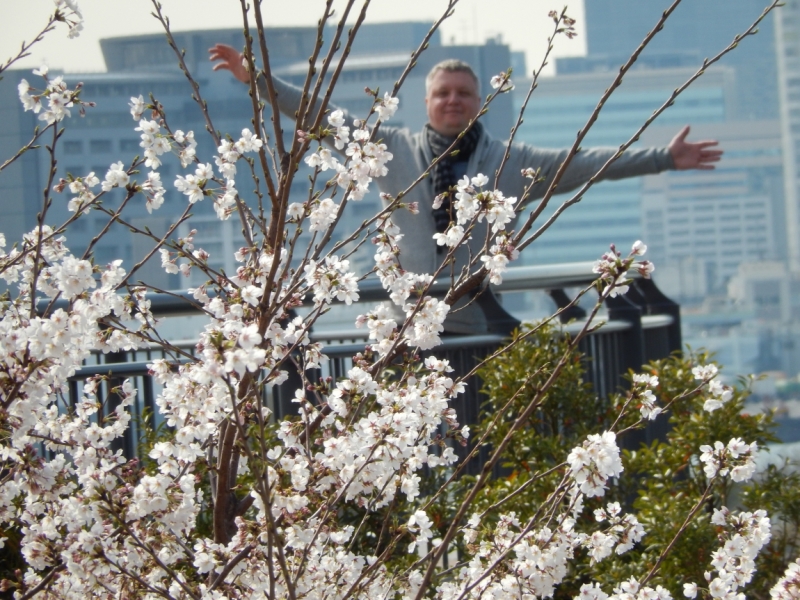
top-left (209, 45), bottom-right (721, 332)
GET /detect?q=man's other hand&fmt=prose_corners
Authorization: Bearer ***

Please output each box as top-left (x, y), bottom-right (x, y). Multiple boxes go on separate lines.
top-left (668, 125), bottom-right (722, 170)
top-left (209, 44), bottom-right (250, 84)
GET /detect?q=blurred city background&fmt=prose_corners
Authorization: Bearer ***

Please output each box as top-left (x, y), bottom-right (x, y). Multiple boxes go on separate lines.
top-left (3, 0), bottom-right (800, 437)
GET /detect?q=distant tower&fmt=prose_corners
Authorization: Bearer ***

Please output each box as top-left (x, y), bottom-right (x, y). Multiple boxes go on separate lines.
top-left (559, 0), bottom-right (779, 120)
top-left (513, 0), bottom-right (785, 292)
top-left (776, 1), bottom-right (800, 271)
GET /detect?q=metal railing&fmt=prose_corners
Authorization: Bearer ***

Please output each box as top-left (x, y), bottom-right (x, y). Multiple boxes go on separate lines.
top-left (56, 263), bottom-right (681, 460)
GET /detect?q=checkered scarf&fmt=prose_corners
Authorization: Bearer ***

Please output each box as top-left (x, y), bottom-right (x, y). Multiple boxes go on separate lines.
top-left (426, 121), bottom-right (483, 233)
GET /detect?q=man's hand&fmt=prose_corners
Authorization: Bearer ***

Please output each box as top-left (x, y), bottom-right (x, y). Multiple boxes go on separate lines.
top-left (668, 125), bottom-right (722, 170)
top-left (209, 43), bottom-right (250, 84)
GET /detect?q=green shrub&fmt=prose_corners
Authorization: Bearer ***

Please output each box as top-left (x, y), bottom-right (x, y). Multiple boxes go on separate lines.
top-left (458, 323), bottom-right (798, 599)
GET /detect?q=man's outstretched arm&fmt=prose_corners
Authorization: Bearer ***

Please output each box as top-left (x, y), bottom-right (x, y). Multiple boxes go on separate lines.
top-left (208, 43), bottom-right (329, 124)
top-left (517, 124), bottom-right (723, 199)
top-left (209, 42), bottom-right (360, 155)
top-left (668, 125), bottom-right (722, 170)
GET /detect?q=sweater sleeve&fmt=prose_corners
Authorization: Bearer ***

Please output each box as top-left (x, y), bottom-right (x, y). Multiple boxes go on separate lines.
top-left (520, 144), bottom-right (674, 200)
top-left (256, 74), bottom-right (353, 132)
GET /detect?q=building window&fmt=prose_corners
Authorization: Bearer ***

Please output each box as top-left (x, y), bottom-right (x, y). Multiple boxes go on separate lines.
top-left (120, 139), bottom-right (140, 152)
top-left (90, 140), bottom-right (113, 153)
top-left (63, 140), bottom-right (83, 154)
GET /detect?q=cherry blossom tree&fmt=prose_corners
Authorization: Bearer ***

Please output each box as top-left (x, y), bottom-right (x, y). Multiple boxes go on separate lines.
top-left (0, 1), bottom-right (793, 598)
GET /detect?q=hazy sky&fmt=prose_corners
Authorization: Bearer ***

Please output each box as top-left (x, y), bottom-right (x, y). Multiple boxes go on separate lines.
top-left (2, 0), bottom-right (586, 75)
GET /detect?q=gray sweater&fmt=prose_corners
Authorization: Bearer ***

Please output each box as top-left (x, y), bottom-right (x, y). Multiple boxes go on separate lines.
top-left (264, 77), bottom-right (674, 332)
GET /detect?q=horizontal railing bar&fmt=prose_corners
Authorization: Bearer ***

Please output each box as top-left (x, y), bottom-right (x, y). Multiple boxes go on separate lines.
top-left (72, 359), bottom-right (187, 379)
top-left (39, 262), bottom-right (638, 318)
top-left (319, 334), bottom-right (507, 359)
top-left (73, 315), bottom-right (678, 380)
top-left (70, 313), bottom-right (676, 387)
top-left (314, 314), bottom-right (673, 345)
top-left (494, 263), bottom-right (603, 292)
top-left (640, 314), bottom-right (675, 329)
top-left (310, 329), bottom-right (369, 343)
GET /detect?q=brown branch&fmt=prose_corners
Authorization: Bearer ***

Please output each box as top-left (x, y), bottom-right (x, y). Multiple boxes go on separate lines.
top-left (208, 543), bottom-right (256, 591)
top-left (150, 1), bottom-right (220, 147)
top-left (0, 124), bottom-right (51, 174)
top-left (239, 0), bottom-right (279, 208)
top-left (214, 418), bottom-right (239, 544)
top-left (0, 13), bottom-right (57, 75)
top-left (493, 8), bottom-right (569, 187)
top-left (18, 565), bottom-right (65, 600)
top-left (641, 483), bottom-right (716, 585)
top-left (28, 125), bottom-right (63, 319)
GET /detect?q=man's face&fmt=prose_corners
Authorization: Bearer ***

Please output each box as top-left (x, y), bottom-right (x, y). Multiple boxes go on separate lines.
top-left (425, 70), bottom-right (481, 137)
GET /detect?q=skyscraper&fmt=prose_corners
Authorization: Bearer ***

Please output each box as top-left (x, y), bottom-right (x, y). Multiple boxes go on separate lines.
top-left (511, 0), bottom-right (785, 301)
top-left (559, 0), bottom-right (779, 121)
top-left (775, 0), bottom-right (800, 271)
top-left (0, 25), bottom-right (512, 290)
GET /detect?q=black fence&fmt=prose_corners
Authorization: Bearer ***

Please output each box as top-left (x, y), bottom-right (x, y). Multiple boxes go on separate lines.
top-left (56, 263), bottom-right (681, 461)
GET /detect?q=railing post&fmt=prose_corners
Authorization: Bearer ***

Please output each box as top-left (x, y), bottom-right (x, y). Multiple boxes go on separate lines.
top-left (547, 288), bottom-right (588, 323)
top-left (474, 286), bottom-right (520, 336)
top-left (633, 278), bottom-right (682, 356)
top-left (273, 366), bottom-right (305, 420)
top-left (606, 294), bottom-right (645, 386)
top-left (103, 347), bottom-right (135, 459)
top-left (606, 291), bottom-right (671, 447)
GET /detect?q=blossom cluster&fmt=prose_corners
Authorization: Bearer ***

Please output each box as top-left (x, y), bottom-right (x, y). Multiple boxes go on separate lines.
top-left (304, 109), bottom-right (395, 202)
top-left (770, 557), bottom-right (800, 600)
top-left (431, 174), bottom-right (521, 284)
top-left (362, 214), bottom-right (452, 352)
top-left (481, 232), bottom-right (520, 285)
top-left (592, 241), bottom-right (654, 298)
top-left (683, 508), bottom-right (771, 600)
top-left (631, 372), bottom-right (662, 420)
top-left (130, 93), bottom-right (259, 221)
top-left (65, 171), bottom-right (99, 214)
top-left (54, 0), bottom-right (84, 38)
top-left (0, 227), bottom-right (158, 590)
top-left (585, 502), bottom-right (646, 563)
top-left (698, 437), bottom-right (758, 482)
top-left (304, 255), bottom-right (360, 306)
top-left (567, 431), bottom-right (624, 497)
top-left (448, 500), bottom-right (644, 599)
top-left (577, 579), bottom-right (674, 600)
top-left (449, 512), bottom-right (582, 599)
top-left (692, 363), bottom-right (734, 412)
top-left (18, 66), bottom-right (92, 124)
top-left (134, 116), bottom-right (173, 169)
top-left (573, 504), bottom-right (768, 600)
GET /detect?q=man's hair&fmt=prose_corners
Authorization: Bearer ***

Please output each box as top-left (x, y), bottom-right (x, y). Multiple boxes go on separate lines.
top-left (425, 59), bottom-right (480, 95)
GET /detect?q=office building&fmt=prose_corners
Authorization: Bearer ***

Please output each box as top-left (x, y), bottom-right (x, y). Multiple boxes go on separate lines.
top-left (0, 25), bottom-right (512, 290)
